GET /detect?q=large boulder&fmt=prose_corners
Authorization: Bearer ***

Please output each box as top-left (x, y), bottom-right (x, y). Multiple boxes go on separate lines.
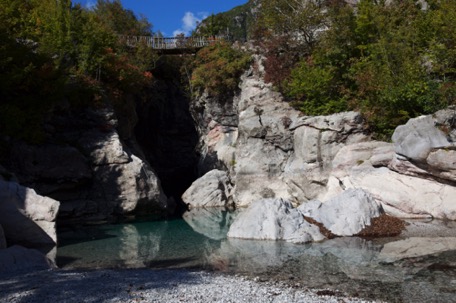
top-left (299, 189), bottom-right (383, 236)
top-left (0, 181), bottom-right (59, 246)
top-left (227, 198), bottom-right (324, 243)
top-left (182, 170), bottom-right (233, 208)
top-left (0, 245), bottom-right (55, 272)
top-left (390, 108), bottom-right (456, 183)
top-left (392, 115), bottom-right (450, 161)
top-left (325, 142), bottom-right (456, 220)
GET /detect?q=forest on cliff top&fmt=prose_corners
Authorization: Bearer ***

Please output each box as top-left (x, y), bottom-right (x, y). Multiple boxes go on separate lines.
top-left (1, 0), bottom-right (456, 143)
top-left (199, 0), bottom-right (456, 138)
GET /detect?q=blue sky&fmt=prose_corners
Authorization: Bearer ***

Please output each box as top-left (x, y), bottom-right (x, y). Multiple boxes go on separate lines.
top-left (74, 0), bottom-right (248, 37)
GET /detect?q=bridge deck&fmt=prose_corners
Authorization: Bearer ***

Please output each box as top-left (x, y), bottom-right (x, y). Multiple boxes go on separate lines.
top-left (119, 35), bottom-right (226, 52)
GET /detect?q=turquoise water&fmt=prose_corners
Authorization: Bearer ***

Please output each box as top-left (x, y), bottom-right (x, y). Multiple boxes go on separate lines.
top-left (58, 218), bottom-right (220, 269)
top-left (57, 210), bottom-right (456, 302)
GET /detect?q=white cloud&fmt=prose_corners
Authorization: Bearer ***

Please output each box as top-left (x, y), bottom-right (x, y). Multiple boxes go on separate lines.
top-left (85, 0), bottom-right (96, 9)
top-left (173, 12), bottom-right (208, 37)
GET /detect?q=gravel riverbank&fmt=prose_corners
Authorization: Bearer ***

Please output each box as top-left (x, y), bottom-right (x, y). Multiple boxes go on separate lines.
top-left (0, 268), bottom-right (379, 303)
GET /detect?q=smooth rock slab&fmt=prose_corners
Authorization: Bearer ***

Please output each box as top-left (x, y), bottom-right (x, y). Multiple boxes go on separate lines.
top-left (182, 170), bottom-right (233, 209)
top-left (378, 237), bottom-right (456, 263)
top-left (326, 142), bottom-right (456, 220)
top-left (299, 189), bottom-right (382, 236)
top-left (227, 198), bottom-right (324, 243)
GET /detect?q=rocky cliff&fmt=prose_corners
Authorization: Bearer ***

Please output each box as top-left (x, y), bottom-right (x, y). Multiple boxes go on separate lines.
top-left (188, 55), bottom-right (370, 208)
top-left (186, 55), bottom-right (456, 223)
top-left (2, 97), bottom-right (169, 223)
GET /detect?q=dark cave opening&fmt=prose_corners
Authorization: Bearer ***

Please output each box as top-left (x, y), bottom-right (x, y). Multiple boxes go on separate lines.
top-left (135, 58), bottom-right (199, 216)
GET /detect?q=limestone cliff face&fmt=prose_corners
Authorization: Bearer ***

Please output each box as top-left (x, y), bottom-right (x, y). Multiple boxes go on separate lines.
top-left (325, 108), bottom-right (456, 220)
top-left (3, 98), bottom-right (168, 222)
top-left (189, 55), bottom-right (370, 208)
top-left (189, 55), bottom-right (456, 221)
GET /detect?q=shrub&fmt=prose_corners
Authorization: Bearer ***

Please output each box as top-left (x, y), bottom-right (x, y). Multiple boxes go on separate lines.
top-left (191, 41), bottom-right (251, 97)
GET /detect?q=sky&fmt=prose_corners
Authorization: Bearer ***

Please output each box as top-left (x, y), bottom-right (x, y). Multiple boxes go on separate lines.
top-left (74, 0), bottom-right (248, 37)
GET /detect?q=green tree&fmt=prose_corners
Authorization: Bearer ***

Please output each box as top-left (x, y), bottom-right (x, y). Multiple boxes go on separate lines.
top-left (190, 41), bottom-right (251, 97)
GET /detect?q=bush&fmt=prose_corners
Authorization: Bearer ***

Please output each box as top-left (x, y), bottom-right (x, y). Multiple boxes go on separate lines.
top-left (190, 41), bottom-right (251, 97)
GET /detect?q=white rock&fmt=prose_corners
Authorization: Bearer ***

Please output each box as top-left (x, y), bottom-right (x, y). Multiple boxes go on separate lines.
top-left (299, 189), bottom-right (382, 236)
top-left (227, 198), bottom-right (324, 243)
top-left (326, 143), bottom-right (456, 220)
top-left (392, 115), bottom-right (450, 161)
top-left (93, 154), bottom-right (168, 214)
top-left (182, 170), bottom-right (233, 208)
top-left (0, 181), bottom-right (59, 246)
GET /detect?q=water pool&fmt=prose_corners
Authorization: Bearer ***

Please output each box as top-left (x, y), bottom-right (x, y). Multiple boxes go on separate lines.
top-left (57, 209), bottom-right (456, 302)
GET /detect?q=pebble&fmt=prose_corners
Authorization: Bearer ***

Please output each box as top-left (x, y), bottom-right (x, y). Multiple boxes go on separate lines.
top-left (0, 268), bottom-right (382, 303)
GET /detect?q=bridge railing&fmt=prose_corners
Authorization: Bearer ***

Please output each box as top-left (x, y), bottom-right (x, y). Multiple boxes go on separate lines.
top-left (119, 35), bottom-right (227, 50)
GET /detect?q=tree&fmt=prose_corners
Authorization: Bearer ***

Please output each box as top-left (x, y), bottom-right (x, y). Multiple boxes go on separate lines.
top-left (257, 0), bottom-right (326, 51)
top-left (94, 0), bottom-right (152, 36)
top-left (190, 41), bottom-right (251, 97)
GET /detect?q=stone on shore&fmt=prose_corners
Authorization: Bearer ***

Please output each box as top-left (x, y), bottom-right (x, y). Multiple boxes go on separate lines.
top-left (299, 189), bottom-right (382, 236)
top-left (227, 198), bottom-right (324, 243)
top-left (182, 170), bottom-right (234, 208)
top-left (0, 181), bottom-right (59, 247)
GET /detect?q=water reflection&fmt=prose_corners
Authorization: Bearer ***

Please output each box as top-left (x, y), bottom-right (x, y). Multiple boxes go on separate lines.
top-left (182, 208), bottom-right (238, 240)
top-left (57, 210), bottom-right (456, 303)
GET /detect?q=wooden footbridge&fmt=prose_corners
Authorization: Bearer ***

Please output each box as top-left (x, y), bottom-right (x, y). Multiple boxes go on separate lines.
top-left (119, 35), bottom-right (227, 54)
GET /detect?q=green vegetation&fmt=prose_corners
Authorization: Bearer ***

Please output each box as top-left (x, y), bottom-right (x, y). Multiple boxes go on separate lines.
top-left (194, 1), bottom-right (256, 41)
top-left (0, 0), bottom-right (157, 142)
top-left (255, 0), bottom-right (456, 138)
top-left (190, 41), bottom-right (251, 97)
top-left (5, 0), bottom-right (454, 141)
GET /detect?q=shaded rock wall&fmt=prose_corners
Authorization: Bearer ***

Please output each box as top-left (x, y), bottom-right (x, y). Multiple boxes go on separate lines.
top-left (3, 99), bottom-right (168, 222)
top-left (134, 64), bottom-right (199, 211)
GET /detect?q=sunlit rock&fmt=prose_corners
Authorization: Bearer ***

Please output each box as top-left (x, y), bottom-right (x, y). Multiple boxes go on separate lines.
top-left (325, 141), bottom-right (456, 220)
top-left (182, 170), bottom-right (233, 209)
top-left (299, 188), bottom-right (382, 236)
top-left (390, 108), bottom-right (456, 183)
top-left (0, 181), bottom-right (59, 246)
top-left (227, 198), bottom-right (324, 243)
